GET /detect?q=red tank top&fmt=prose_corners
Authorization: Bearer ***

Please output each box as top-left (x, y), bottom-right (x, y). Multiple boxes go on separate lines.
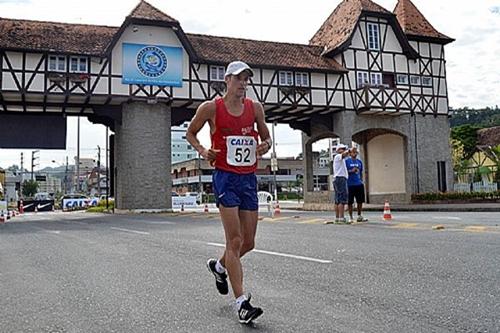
top-left (211, 97), bottom-right (259, 174)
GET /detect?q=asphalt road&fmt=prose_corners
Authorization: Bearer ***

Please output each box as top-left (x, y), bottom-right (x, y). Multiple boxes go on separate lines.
top-left (1, 211), bottom-right (499, 332)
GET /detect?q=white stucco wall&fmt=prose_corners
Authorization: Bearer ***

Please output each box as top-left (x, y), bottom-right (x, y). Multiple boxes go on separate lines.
top-left (367, 134), bottom-right (406, 194)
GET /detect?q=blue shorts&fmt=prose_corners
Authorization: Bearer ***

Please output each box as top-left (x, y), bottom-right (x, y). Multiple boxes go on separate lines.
top-left (213, 169), bottom-right (258, 211)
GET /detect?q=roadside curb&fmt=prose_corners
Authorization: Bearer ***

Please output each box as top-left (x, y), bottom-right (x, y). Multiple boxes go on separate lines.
top-left (281, 205), bottom-right (500, 212)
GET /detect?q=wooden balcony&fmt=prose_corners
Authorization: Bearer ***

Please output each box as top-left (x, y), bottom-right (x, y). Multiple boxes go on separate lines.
top-left (355, 85), bottom-right (411, 115)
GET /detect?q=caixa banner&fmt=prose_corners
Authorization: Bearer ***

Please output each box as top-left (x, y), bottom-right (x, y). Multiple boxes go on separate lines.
top-left (63, 198), bottom-right (99, 211)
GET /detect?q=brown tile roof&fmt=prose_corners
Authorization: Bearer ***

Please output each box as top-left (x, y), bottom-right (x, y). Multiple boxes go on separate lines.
top-left (393, 0), bottom-right (453, 42)
top-left (0, 17), bottom-right (345, 72)
top-left (0, 17), bottom-right (117, 55)
top-left (128, 0), bottom-right (178, 23)
top-left (310, 0), bottom-right (391, 55)
top-left (477, 126), bottom-right (500, 147)
top-left (187, 33), bottom-right (345, 72)
top-left (0, 0), bottom-right (345, 72)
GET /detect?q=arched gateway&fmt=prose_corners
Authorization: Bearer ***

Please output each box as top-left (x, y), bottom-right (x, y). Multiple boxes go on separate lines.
top-left (0, 0), bottom-right (454, 210)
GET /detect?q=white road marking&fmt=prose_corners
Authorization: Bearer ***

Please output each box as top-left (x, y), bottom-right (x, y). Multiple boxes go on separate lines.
top-left (46, 230), bottom-right (61, 234)
top-left (206, 242), bottom-right (332, 264)
top-left (142, 221), bottom-right (176, 225)
top-left (432, 216), bottom-right (461, 220)
top-left (110, 227), bottom-right (150, 235)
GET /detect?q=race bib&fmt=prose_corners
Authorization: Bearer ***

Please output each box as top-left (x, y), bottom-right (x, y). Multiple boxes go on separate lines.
top-left (226, 136), bottom-right (257, 166)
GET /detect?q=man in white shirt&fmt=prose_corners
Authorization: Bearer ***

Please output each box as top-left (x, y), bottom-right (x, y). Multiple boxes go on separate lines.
top-left (327, 144), bottom-right (351, 224)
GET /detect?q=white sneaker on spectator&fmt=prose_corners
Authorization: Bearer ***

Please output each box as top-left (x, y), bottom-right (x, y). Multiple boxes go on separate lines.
top-left (357, 215), bottom-right (368, 222)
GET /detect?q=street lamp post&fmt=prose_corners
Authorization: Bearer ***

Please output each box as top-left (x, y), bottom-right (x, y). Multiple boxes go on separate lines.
top-left (51, 159), bottom-right (68, 195)
top-left (97, 146), bottom-right (101, 197)
top-left (76, 117), bottom-right (80, 192)
top-left (198, 152), bottom-right (203, 203)
top-left (271, 122), bottom-right (278, 202)
top-left (106, 126), bottom-right (109, 211)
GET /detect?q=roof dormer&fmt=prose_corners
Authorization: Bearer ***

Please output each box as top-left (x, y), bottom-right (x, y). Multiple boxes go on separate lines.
top-left (104, 1), bottom-right (197, 59)
top-left (393, 0), bottom-right (454, 44)
top-left (310, 0), bottom-right (419, 59)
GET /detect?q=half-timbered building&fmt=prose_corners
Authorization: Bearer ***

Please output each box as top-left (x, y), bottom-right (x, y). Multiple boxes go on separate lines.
top-left (0, 0), bottom-right (454, 209)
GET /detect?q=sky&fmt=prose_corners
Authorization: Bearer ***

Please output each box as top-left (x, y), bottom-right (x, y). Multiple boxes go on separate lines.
top-left (0, 0), bottom-right (499, 169)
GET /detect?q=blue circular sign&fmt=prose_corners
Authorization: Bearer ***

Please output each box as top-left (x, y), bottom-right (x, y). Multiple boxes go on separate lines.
top-left (136, 46), bottom-right (168, 78)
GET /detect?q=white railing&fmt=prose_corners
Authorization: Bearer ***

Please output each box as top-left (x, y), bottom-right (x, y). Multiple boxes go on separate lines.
top-left (453, 183), bottom-right (471, 193)
top-left (472, 181), bottom-right (498, 192)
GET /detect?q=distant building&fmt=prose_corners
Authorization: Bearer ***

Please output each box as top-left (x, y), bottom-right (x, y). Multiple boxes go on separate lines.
top-left (171, 156), bottom-right (330, 194)
top-left (36, 174), bottom-right (62, 194)
top-left (73, 157), bottom-right (96, 192)
top-left (171, 122), bottom-right (197, 163)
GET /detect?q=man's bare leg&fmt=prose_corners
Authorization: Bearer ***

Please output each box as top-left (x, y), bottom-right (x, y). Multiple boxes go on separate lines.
top-left (218, 205), bottom-right (244, 298)
top-left (338, 203), bottom-right (345, 219)
top-left (348, 204), bottom-right (354, 219)
top-left (220, 209), bottom-right (258, 294)
top-left (357, 203), bottom-right (363, 216)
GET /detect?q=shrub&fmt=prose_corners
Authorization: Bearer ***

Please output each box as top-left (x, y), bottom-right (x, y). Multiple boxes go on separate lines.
top-left (412, 191), bottom-right (500, 201)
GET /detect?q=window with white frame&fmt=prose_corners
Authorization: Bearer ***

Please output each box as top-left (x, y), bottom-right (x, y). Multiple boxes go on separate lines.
top-left (49, 55), bottom-right (66, 72)
top-left (210, 66), bottom-right (225, 81)
top-left (410, 75), bottom-right (421, 85)
top-left (370, 72), bottom-right (382, 86)
top-left (357, 71), bottom-right (369, 88)
top-left (396, 74), bottom-right (409, 85)
top-left (422, 76), bottom-right (432, 87)
top-left (279, 71), bottom-right (293, 86)
top-left (295, 72), bottom-right (309, 86)
top-left (367, 23), bottom-right (380, 50)
top-left (70, 56), bottom-right (88, 73)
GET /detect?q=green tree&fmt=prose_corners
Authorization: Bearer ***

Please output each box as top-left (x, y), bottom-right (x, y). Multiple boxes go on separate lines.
top-left (22, 180), bottom-right (38, 198)
top-left (482, 145), bottom-right (500, 182)
top-left (450, 125), bottom-right (480, 159)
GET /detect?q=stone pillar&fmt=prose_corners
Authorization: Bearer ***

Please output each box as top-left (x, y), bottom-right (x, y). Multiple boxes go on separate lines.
top-left (302, 132), bottom-right (314, 193)
top-left (414, 115), bottom-right (454, 193)
top-left (333, 111), bottom-right (354, 146)
top-left (114, 102), bottom-right (172, 211)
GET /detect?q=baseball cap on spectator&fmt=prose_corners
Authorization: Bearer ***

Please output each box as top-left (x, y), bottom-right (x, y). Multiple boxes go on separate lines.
top-left (335, 144), bottom-right (348, 152)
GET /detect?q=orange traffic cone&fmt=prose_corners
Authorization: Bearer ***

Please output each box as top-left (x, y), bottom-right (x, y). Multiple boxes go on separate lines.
top-left (274, 201), bottom-right (281, 216)
top-left (383, 201), bottom-right (392, 221)
top-left (19, 200), bottom-right (24, 214)
top-left (0, 211), bottom-right (5, 223)
top-left (204, 204), bottom-right (209, 213)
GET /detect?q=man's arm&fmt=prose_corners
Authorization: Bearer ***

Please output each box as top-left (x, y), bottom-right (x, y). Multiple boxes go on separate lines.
top-left (346, 159), bottom-right (356, 173)
top-left (254, 101), bottom-right (272, 157)
top-left (186, 101), bottom-right (219, 161)
top-left (341, 149), bottom-right (351, 158)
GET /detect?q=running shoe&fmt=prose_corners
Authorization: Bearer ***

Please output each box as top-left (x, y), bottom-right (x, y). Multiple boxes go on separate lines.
top-left (206, 258), bottom-right (228, 295)
top-left (238, 299), bottom-right (263, 324)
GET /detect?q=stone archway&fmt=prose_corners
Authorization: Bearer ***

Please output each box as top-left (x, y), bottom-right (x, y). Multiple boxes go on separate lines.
top-left (353, 128), bottom-right (410, 203)
top-left (301, 131), bottom-right (340, 204)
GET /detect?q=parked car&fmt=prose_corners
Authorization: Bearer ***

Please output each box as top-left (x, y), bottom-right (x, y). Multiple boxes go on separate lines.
top-left (34, 192), bottom-right (52, 201)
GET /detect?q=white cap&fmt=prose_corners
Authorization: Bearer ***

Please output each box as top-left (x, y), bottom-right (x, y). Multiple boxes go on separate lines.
top-left (225, 61), bottom-right (254, 77)
top-left (335, 144), bottom-right (348, 152)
